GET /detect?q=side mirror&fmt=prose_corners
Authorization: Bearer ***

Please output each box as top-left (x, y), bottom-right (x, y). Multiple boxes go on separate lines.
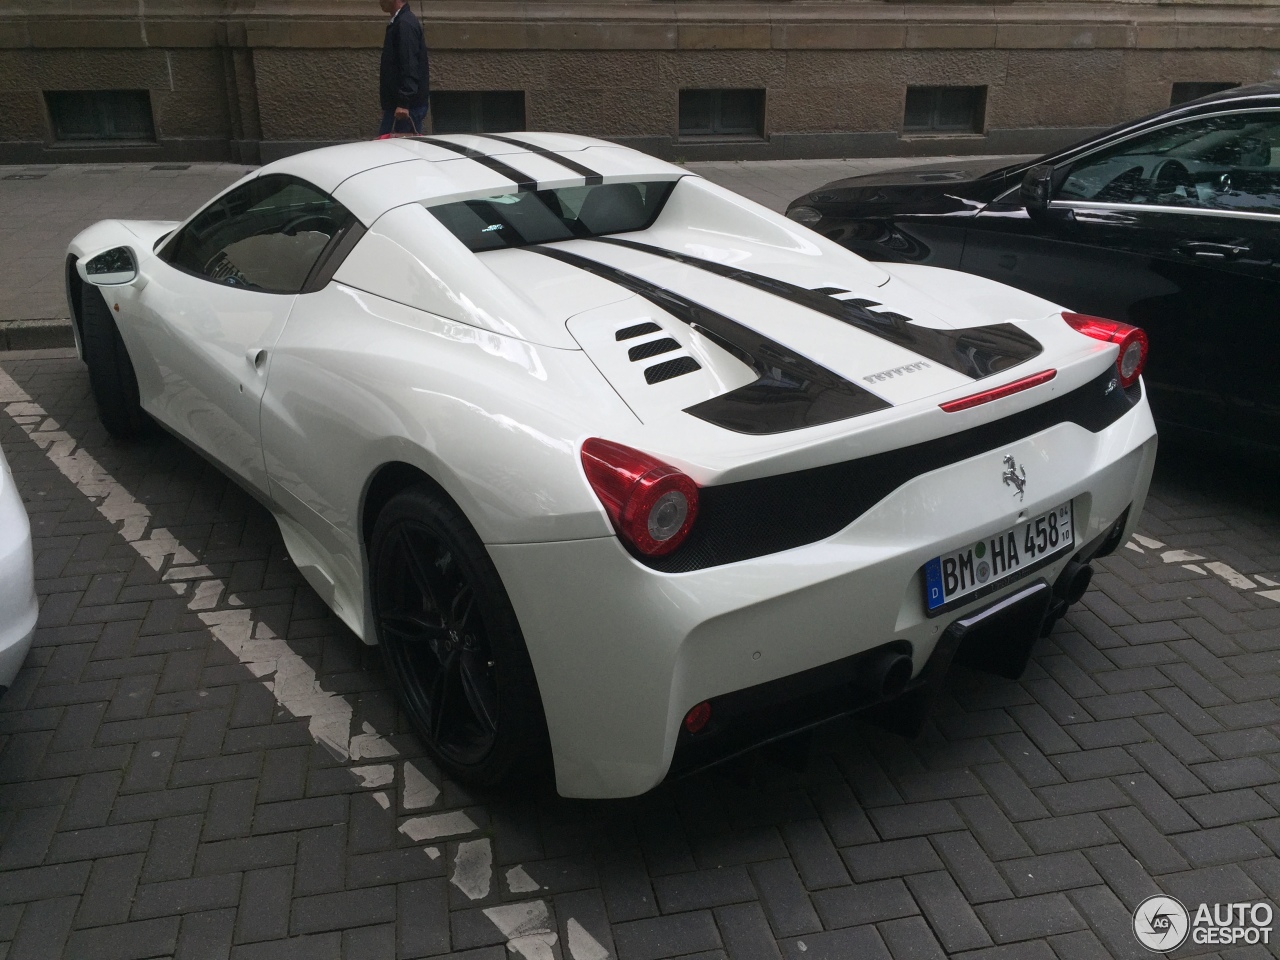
top-left (79, 246), bottom-right (138, 285)
top-left (1020, 164), bottom-right (1057, 212)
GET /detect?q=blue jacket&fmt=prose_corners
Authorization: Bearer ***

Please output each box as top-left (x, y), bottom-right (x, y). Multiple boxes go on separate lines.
top-left (380, 5), bottom-right (430, 111)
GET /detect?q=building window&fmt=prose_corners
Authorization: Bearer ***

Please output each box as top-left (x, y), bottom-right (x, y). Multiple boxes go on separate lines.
top-left (1170, 82), bottom-right (1239, 106)
top-left (430, 91), bottom-right (525, 134)
top-left (45, 90), bottom-right (155, 142)
top-left (903, 86), bottom-right (986, 134)
top-left (679, 89), bottom-right (765, 138)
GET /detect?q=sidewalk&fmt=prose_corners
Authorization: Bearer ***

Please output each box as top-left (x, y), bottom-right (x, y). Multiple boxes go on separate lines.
top-left (0, 153), bottom-right (1017, 337)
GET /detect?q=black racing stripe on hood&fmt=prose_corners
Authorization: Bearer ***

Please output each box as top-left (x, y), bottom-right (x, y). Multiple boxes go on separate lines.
top-left (474, 134), bottom-right (605, 185)
top-left (590, 236), bottom-right (1044, 379)
top-left (412, 137), bottom-right (537, 191)
top-left (529, 245), bottom-right (891, 434)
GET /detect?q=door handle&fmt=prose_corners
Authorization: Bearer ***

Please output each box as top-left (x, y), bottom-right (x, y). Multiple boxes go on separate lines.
top-left (246, 348), bottom-right (268, 371)
top-left (1176, 240), bottom-right (1250, 261)
top-left (1068, 209), bottom-right (1138, 225)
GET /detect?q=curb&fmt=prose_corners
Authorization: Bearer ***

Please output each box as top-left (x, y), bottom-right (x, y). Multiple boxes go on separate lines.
top-left (0, 319), bottom-right (75, 351)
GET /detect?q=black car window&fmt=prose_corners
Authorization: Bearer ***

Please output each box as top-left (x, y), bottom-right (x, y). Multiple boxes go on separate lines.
top-left (160, 174), bottom-right (355, 293)
top-left (427, 180), bottom-right (678, 252)
top-left (1057, 111), bottom-right (1280, 216)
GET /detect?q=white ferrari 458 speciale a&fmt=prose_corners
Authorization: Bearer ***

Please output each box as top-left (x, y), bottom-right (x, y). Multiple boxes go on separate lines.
top-left (67, 134), bottom-right (1156, 798)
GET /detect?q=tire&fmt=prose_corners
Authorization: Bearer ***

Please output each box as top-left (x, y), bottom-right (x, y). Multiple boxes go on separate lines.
top-left (370, 485), bottom-right (550, 786)
top-left (80, 280), bottom-right (146, 438)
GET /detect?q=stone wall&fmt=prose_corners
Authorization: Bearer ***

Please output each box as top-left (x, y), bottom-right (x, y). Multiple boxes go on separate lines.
top-left (0, 2), bottom-right (1277, 164)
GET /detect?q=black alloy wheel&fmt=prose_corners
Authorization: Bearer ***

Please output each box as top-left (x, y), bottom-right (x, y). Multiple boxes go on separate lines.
top-left (79, 280), bottom-right (147, 438)
top-left (370, 486), bottom-right (548, 784)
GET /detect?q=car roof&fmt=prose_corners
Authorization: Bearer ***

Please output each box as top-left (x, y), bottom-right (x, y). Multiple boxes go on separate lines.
top-left (256, 133), bottom-right (687, 225)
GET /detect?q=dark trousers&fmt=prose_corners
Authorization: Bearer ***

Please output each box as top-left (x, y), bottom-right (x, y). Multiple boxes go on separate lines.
top-left (379, 105), bottom-right (429, 137)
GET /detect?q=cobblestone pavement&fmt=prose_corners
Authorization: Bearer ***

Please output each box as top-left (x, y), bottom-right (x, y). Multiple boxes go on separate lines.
top-left (1, 157), bottom-right (1279, 959)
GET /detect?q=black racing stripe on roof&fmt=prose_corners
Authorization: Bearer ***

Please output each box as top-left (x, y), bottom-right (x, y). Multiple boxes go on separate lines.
top-left (413, 137), bottom-right (538, 191)
top-left (529, 245), bottom-right (891, 434)
top-left (591, 236), bottom-right (1044, 380)
top-left (475, 134), bottom-right (605, 185)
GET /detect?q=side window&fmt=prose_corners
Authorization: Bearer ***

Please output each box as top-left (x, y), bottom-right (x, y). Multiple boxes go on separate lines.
top-left (160, 175), bottom-right (354, 293)
top-left (1057, 111), bottom-right (1280, 215)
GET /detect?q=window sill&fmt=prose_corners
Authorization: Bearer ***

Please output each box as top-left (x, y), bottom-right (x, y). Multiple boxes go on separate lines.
top-left (47, 139), bottom-right (160, 149)
top-left (676, 134), bottom-right (767, 144)
top-left (899, 132), bottom-right (987, 140)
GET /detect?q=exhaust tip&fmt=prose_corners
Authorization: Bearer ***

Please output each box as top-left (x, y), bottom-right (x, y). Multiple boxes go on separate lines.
top-left (1057, 561), bottom-right (1093, 606)
top-left (871, 651), bottom-right (914, 700)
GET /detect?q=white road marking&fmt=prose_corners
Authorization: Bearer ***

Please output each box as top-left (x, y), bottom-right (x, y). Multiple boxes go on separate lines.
top-left (399, 810), bottom-right (478, 841)
top-left (352, 764), bottom-right (395, 789)
top-left (1204, 562), bottom-right (1255, 590)
top-left (451, 838), bottom-right (493, 900)
top-left (1161, 549), bottom-right (1205, 563)
top-left (1258, 589), bottom-right (1280, 605)
top-left (484, 901), bottom-right (559, 960)
top-left (403, 760), bottom-right (441, 809)
top-left (567, 918), bottom-right (611, 960)
top-left (0, 368), bottom-right (468, 871)
top-left (507, 864), bottom-right (541, 893)
top-left (1183, 564), bottom-right (1206, 575)
top-left (1133, 534), bottom-right (1165, 549)
top-left (1125, 542), bottom-right (1144, 553)
top-left (1257, 575), bottom-right (1279, 587)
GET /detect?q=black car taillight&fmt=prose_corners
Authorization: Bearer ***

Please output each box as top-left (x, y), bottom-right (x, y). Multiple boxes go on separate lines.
top-left (1063, 312), bottom-right (1149, 389)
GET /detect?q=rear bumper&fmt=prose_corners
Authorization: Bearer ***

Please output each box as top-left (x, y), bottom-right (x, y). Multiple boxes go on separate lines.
top-left (491, 401), bottom-right (1157, 799)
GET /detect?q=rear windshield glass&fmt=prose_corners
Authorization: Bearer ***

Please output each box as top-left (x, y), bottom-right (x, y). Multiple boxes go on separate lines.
top-left (427, 180), bottom-right (678, 252)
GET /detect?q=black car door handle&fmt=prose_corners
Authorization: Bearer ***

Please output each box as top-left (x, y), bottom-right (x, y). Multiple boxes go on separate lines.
top-left (1069, 209), bottom-right (1138, 225)
top-left (1176, 240), bottom-right (1250, 260)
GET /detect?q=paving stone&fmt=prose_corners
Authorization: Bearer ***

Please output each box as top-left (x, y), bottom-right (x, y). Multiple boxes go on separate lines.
top-left (133, 873), bottom-right (243, 920)
top-left (781, 925), bottom-right (891, 960)
top-left (973, 893), bottom-right (1087, 944)
top-left (876, 916), bottom-right (946, 960)
top-left (929, 832), bottom-right (1011, 904)
top-left (779, 819), bottom-right (848, 890)
top-left (748, 859), bottom-right (821, 938)
top-left (613, 910), bottom-right (722, 960)
top-left (811, 878), bottom-right (917, 929)
top-left (841, 837), bottom-right (942, 882)
top-left (905, 871), bottom-right (991, 953)
top-left (996, 851), bottom-right (1101, 896)
top-left (234, 865), bottom-right (293, 944)
top-left (714, 901), bottom-right (782, 960)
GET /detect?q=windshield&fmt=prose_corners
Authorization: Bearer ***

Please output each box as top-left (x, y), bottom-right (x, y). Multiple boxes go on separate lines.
top-left (427, 180), bottom-right (678, 252)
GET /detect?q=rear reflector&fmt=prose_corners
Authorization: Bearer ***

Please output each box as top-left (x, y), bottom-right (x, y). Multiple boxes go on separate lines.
top-left (939, 369), bottom-right (1057, 413)
top-left (683, 701), bottom-right (712, 735)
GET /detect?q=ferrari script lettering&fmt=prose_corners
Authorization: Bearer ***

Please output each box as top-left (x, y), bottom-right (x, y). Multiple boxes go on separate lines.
top-left (864, 361), bottom-right (931, 383)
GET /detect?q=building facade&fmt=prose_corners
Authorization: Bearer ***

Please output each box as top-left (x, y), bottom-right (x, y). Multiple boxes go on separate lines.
top-left (1, 1), bottom-right (1277, 165)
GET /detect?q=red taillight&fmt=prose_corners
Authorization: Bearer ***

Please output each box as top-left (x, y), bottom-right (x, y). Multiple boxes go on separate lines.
top-left (684, 701), bottom-right (712, 734)
top-left (1063, 312), bottom-right (1149, 389)
top-left (939, 369), bottom-right (1057, 413)
top-left (581, 438), bottom-right (699, 557)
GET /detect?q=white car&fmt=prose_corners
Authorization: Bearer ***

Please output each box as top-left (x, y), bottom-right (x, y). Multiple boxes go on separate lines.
top-left (66, 134), bottom-right (1157, 798)
top-left (0, 439), bottom-right (37, 696)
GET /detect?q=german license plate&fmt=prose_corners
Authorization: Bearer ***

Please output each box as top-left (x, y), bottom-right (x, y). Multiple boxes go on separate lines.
top-left (924, 502), bottom-right (1074, 614)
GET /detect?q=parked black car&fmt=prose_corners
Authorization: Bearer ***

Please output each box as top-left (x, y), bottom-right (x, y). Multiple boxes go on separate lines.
top-left (787, 83), bottom-right (1280, 450)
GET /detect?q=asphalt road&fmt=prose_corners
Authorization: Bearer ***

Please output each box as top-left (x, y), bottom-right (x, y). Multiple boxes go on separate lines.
top-left (0, 155), bottom-right (1277, 960)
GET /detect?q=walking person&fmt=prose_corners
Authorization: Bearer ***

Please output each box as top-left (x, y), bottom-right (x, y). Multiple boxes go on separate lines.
top-left (378, 0), bottom-right (430, 136)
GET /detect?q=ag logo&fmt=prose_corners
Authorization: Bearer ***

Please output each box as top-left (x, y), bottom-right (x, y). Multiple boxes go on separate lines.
top-left (1134, 895), bottom-right (1190, 952)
